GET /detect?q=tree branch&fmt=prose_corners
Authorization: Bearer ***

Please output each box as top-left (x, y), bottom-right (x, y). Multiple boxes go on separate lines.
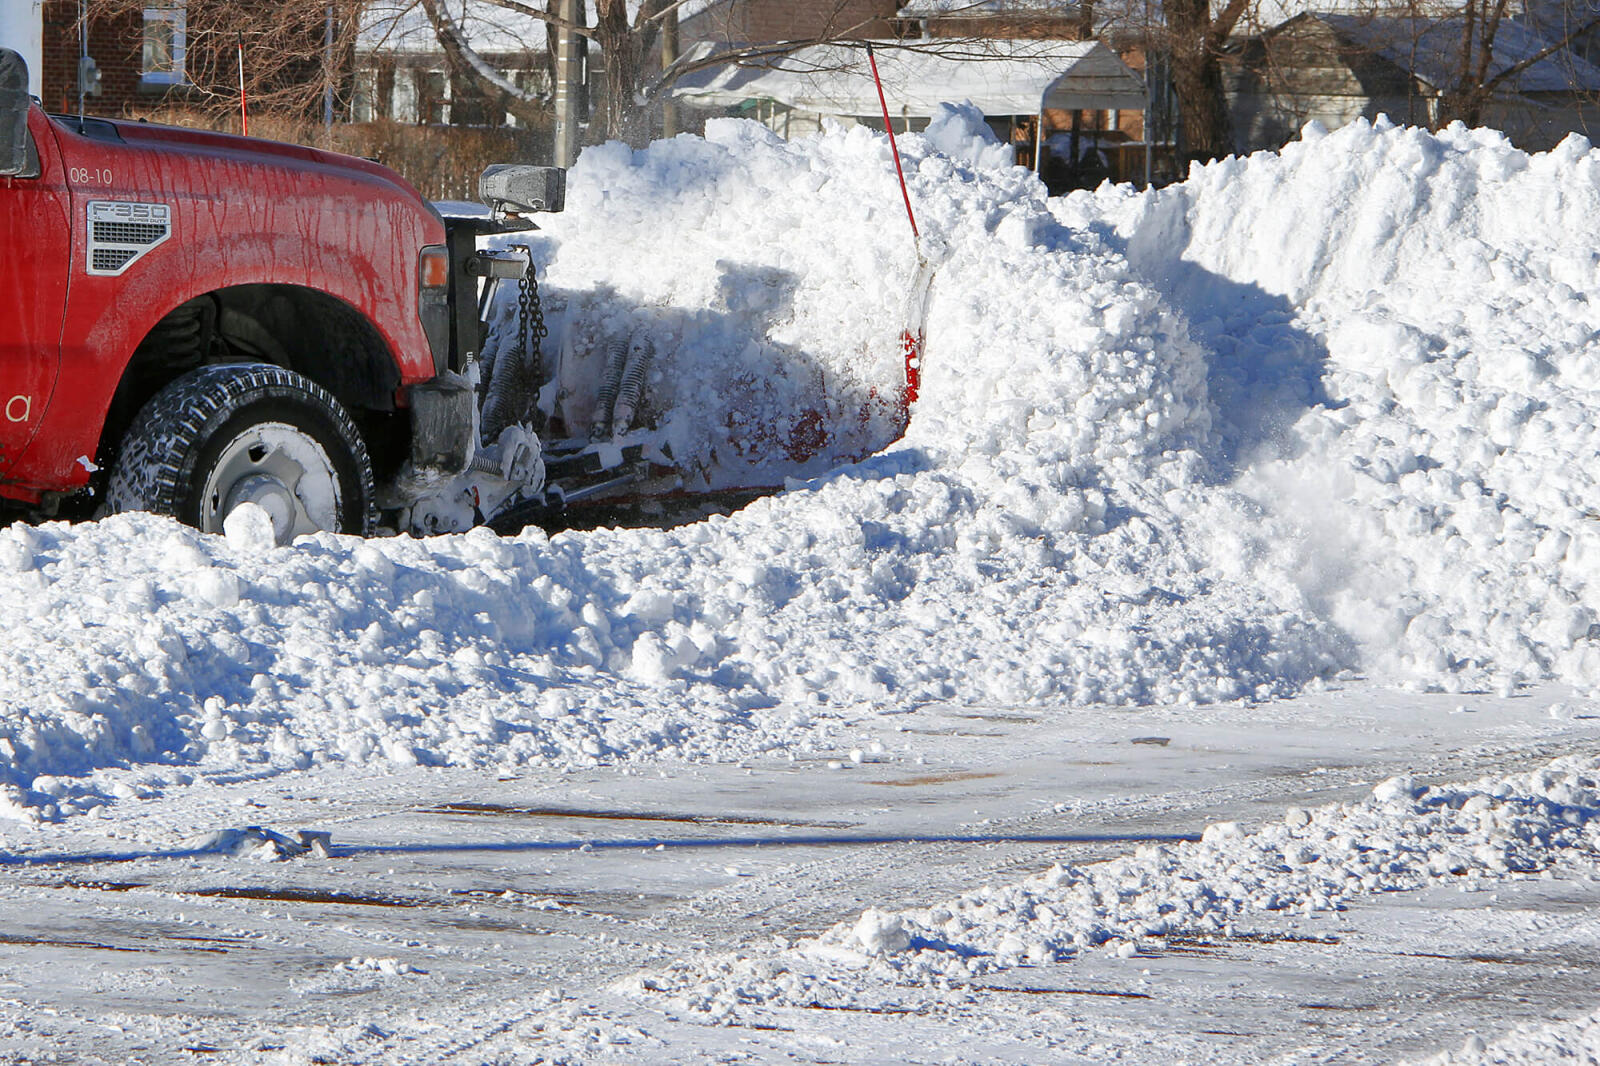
top-left (1475, 0), bottom-right (1512, 92)
top-left (418, 0), bottom-right (548, 124)
top-left (1207, 0), bottom-right (1252, 51)
top-left (1482, 14), bottom-right (1600, 92)
top-left (474, 0), bottom-right (595, 40)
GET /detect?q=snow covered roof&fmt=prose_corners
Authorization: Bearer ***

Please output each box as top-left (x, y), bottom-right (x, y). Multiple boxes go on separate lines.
top-left (360, 0), bottom-right (729, 55)
top-left (1298, 13), bottom-right (1600, 94)
top-left (896, 0), bottom-right (1074, 14)
top-left (671, 39), bottom-right (1146, 117)
top-left (358, 0), bottom-right (549, 57)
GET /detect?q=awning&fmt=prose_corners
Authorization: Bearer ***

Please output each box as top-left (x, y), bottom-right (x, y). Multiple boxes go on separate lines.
top-left (671, 39), bottom-right (1146, 118)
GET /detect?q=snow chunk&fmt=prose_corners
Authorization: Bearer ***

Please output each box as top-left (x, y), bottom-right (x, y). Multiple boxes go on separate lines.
top-left (922, 101), bottom-right (1015, 170)
top-left (852, 908), bottom-right (912, 955)
top-left (223, 502), bottom-right (279, 555)
top-left (182, 826), bottom-right (331, 861)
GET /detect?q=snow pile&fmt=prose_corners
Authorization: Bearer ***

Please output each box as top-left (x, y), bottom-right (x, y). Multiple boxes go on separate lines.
top-left (181, 825), bottom-right (331, 860)
top-left (525, 118), bottom-right (918, 475)
top-left (0, 112), bottom-right (1346, 818)
top-left (8, 115), bottom-right (1600, 816)
top-left (620, 753), bottom-right (1600, 1018)
top-left (1059, 117), bottom-right (1600, 693)
top-left (1409, 1008), bottom-right (1600, 1065)
top-left (536, 112), bottom-right (1342, 709)
top-left (922, 100), bottom-right (1018, 171)
top-left (0, 514), bottom-right (815, 820)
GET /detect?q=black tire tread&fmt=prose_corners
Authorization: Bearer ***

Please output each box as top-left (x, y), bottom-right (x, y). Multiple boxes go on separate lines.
top-left (106, 363), bottom-right (375, 536)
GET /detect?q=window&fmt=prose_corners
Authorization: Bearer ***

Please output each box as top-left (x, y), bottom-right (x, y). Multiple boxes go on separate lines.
top-left (415, 69), bottom-right (446, 125)
top-left (142, 4), bottom-right (187, 85)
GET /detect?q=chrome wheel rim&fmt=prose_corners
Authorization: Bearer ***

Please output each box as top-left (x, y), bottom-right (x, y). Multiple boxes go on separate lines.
top-left (198, 422), bottom-right (341, 543)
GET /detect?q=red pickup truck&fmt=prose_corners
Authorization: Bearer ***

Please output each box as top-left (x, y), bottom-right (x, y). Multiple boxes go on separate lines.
top-left (1, 46), bottom-right (560, 541)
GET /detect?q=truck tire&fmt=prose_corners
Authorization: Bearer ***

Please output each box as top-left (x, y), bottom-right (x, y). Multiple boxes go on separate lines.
top-left (106, 363), bottom-right (374, 543)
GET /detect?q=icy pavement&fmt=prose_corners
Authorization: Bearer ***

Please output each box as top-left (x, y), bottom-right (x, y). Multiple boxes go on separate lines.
top-left (2, 685), bottom-right (1599, 1063)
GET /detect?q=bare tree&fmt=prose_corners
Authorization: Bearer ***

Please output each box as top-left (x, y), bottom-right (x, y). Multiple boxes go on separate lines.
top-left (1174, 0), bottom-right (1600, 155)
top-left (1430, 0), bottom-right (1600, 125)
top-left (84, 0), bottom-right (364, 130)
top-left (416, 0), bottom-right (565, 127)
top-left (420, 0), bottom-right (897, 144)
top-left (1158, 0), bottom-right (1249, 161)
top-left (1239, 2), bottom-right (1600, 147)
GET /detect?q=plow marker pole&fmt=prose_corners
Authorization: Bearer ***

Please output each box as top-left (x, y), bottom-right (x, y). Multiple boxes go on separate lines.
top-left (866, 42), bottom-right (928, 417)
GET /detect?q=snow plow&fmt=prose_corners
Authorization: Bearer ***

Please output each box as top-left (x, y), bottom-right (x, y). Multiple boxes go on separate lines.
top-left (398, 43), bottom-right (934, 536)
top-left (0, 46), bottom-right (929, 542)
top-left (392, 175), bottom-right (707, 537)
top-left (401, 167), bottom-right (932, 537)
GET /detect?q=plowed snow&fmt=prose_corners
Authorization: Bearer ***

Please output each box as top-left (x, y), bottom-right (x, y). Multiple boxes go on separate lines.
top-left (3, 111), bottom-right (1599, 828)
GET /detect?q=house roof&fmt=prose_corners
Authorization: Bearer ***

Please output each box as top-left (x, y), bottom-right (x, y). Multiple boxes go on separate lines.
top-left (358, 0), bottom-right (731, 58)
top-left (896, 0), bottom-right (1076, 14)
top-left (1301, 12), bottom-right (1600, 94)
top-left (671, 38), bottom-right (1146, 116)
top-left (358, 0), bottom-right (550, 57)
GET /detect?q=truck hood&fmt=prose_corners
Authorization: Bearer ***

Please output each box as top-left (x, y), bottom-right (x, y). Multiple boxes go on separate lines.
top-left (76, 115), bottom-right (442, 221)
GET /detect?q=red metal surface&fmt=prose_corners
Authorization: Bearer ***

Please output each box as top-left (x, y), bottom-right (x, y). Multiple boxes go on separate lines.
top-left (0, 105), bottom-right (446, 501)
top-left (0, 109), bottom-right (70, 486)
top-left (899, 327), bottom-right (922, 408)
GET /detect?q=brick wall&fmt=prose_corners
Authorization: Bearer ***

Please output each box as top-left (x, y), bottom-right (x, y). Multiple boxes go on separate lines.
top-left (40, 0), bottom-right (150, 116)
top-left (913, 15), bottom-right (1085, 40)
top-left (686, 0), bottom-right (899, 43)
top-left (744, 0), bottom-right (898, 40)
top-left (40, 1), bottom-right (337, 123)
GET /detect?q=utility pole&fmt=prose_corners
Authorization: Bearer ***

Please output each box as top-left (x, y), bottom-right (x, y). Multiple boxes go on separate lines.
top-left (660, 4), bottom-right (678, 138)
top-left (552, 0), bottom-right (581, 166)
top-left (75, 0), bottom-right (87, 117)
top-left (323, 3), bottom-right (335, 138)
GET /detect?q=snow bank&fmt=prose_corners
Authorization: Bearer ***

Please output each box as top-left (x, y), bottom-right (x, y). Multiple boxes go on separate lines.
top-left (619, 753), bottom-right (1600, 1018)
top-left (0, 113), bottom-right (1331, 817)
top-left (1059, 117), bottom-right (1600, 693)
top-left (7, 114), bottom-right (1600, 816)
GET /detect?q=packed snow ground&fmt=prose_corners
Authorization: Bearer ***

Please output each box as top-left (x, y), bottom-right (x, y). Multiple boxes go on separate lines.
top-left (621, 750), bottom-right (1600, 1022)
top-left (1414, 1004), bottom-right (1600, 1065)
top-left (5, 107), bottom-right (1600, 1060)
top-left (3, 690), bottom-right (1598, 1065)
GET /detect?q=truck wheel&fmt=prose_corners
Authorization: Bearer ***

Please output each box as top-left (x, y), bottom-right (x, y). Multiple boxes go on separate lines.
top-left (106, 363), bottom-right (374, 543)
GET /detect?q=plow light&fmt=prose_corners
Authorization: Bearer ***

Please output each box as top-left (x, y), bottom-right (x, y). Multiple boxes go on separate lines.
top-left (480, 165), bottom-right (566, 217)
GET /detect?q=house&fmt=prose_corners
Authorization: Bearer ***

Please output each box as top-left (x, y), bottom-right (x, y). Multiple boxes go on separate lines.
top-left (893, 0), bottom-right (1085, 39)
top-left (34, 0), bottom-right (345, 122)
top-left (683, 0), bottom-right (1086, 43)
top-left (674, 38), bottom-right (1142, 126)
top-left (351, 0), bottom-right (898, 135)
top-left (1228, 12), bottom-right (1600, 153)
top-left (674, 2), bottom-right (1155, 189)
top-left (37, 0), bottom-right (181, 116)
top-left (352, 0), bottom-right (551, 127)
top-left (678, 0), bottom-right (899, 47)
top-left (350, 0), bottom-right (1150, 181)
